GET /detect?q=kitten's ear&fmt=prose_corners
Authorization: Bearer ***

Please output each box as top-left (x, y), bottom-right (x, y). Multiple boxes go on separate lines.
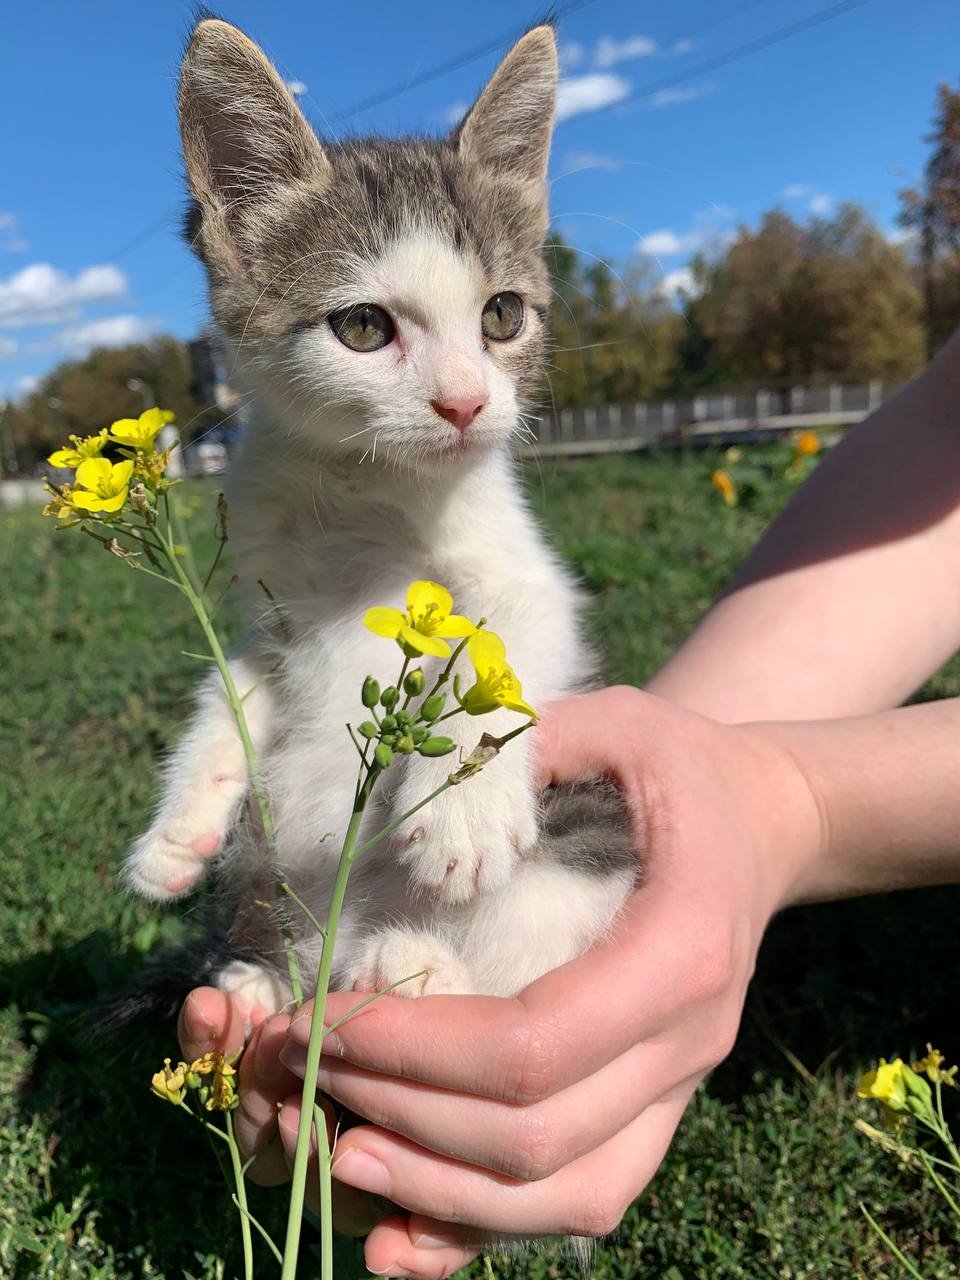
top-left (179, 19), bottom-right (328, 216)
top-left (455, 25), bottom-right (557, 183)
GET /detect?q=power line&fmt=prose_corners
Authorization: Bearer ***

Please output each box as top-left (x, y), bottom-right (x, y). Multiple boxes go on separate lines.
top-left (102, 0), bottom-right (875, 274)
top-left (599, 0), bottom-right (876, 117)
top-left (98, 0), bottom-right (602, 266)
top-left (331, 0), bottom-right (602, 122)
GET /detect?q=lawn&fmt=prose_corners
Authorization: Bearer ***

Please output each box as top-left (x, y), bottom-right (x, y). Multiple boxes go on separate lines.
top-left (2, 444), bottom-right (960, 1278)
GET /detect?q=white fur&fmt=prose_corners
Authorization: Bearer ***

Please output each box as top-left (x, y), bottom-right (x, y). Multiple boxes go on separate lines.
top-left (126, 228), bottom-right (629, 1005)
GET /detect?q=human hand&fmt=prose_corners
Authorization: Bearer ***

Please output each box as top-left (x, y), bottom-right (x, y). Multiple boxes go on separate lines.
top-left (176, 988), bottom-right (386, 1236)
top-left (275, 687), bottom-right (822, 1277)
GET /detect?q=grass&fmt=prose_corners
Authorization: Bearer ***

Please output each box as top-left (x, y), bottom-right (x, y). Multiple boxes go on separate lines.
top-left (2, 444), bottom-right (960, 1278)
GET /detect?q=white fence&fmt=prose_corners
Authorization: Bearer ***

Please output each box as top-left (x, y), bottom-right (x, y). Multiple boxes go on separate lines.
top-left (525, 381), bottom-right (894, 456)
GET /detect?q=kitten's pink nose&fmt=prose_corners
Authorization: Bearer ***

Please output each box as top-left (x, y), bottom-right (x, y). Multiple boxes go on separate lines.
top-left (430, 395), bottom-right (487, 432)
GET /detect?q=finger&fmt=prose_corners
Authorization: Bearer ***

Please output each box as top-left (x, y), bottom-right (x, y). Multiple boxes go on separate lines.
top-left (177, 987), bottom-right (247, 1061)
top-left (233, 1014), bottom-right (299, 1184)
top-left (281, 1028), bottom-right (727, 1181)
top-left (287, 869), bottom-right (735, 1105)
top-left (276, 1098), bottom-right (395, 1236)
top-left (328, 1086), bottom-right (693, 1237)
top-left (363, 1214), bottom-right (479, 1279)
top-left (532, 687), bottom-right (651, 788)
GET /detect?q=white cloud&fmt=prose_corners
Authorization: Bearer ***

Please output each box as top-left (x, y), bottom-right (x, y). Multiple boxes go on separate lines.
top-left (559, 41), bottom-right (585, 71)
top-left (57, 313), bottom-right (156, 354)
top-left (560, 150), bottom-right (623, 174)
top-left (0, 262), bottom-right (127, 330)
top-left (888, 226), bottom-right (918, 246)
top-left (0, 335), bottom-right (18, 358)
top-left (639, 229), bottom-right (689, 256)
top-left (0, 212), bottom-right (28, 253)
top-left (285, 79), bottom-right (308, 97)
top-left (638, 207), bottom-right (737, 259)
top-left (556, 73), bottom-right (631, 123)
top-left (671, 38), bottom-right (695, 55)
top-left (16, 374), bottom-right (38, 395)
top-left (440, 100), bottom-right (468, 127)
top-left (655, 267), bottom-right (698, 300)
top-left (781, 184), bottom-right (833, 215)
top-left (648, 83), bottom-right (715, 109)
top-left (594, 35), bottom-right (657, 67)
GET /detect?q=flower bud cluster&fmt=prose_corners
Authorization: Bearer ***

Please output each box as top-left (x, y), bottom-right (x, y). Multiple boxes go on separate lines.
top-left (357, 667), bottom-right (456, 769)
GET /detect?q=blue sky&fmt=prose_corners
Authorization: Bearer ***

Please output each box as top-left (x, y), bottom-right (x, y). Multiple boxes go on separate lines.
top-left (2, 0), bottom-right (956, 398)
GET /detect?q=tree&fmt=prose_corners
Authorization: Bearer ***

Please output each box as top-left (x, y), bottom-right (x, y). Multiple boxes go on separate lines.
top-left (683, 205), bottom-right (925, 385)
top-left (9, 337), bottom-right (209, 470)
top-left (543, 234), bottom-right (682, 408)
top-left (900, 82), bottom-right (960, 356)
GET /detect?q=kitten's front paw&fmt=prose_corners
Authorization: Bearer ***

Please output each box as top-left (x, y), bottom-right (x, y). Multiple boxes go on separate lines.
top-left (344, 929), bottom-right (475, 997)
top-left (395, 785), bottom-right (538, 905)
top-left (122, 773), bottom-right (247, 900)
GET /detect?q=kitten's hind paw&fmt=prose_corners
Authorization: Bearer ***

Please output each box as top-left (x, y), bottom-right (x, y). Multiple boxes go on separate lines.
top-left (344, 929), bottom-right (476, 997)
top-left (215, 960), bottom-right (293, 1029)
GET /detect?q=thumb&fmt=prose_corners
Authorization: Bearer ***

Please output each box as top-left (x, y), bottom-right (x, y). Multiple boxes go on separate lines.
top-left (533, 686), bottom-right (647, 787)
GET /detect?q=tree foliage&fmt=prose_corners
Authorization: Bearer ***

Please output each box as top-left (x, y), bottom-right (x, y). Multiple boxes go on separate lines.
top-left (8, 336), bottom-right (207, 469)
top-left (680, 205), bottom-right (924, 385)
top-left (544, 236), bottom-right (682, 408)
top-left (900, 81), bottom-right (960, 355)
top-left (3, 192), bottom-right (940, 472)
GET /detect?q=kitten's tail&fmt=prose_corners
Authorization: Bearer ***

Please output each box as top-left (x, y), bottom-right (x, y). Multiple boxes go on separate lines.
top-left (85, 934), bottom-right (253, 1039)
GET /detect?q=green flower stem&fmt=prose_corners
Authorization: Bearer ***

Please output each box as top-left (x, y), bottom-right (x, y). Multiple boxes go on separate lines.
top-left (226, 1109), bottom-right (255, 1280)
top-left (352, 778), bottom-right (455, 860)
top-left (160, 525), bottom-right (304, 1003)
top-left (232, 1196), bottom-right (283, 1266)
top-left (316, 1102), bottom-right (334, 1280)
top-left (860, 1204), bottom-right (924, 1279)
top-left (164, 484), bottom-right (204, 598)
top-left (323, 969), bottom-right (427, 1038)
top-left (281, 881), bottom-right (327, 938)
top-left (280, 762), bottom-right (383, 1280)
top-left (919, 1151), bottom-right (960, 1223)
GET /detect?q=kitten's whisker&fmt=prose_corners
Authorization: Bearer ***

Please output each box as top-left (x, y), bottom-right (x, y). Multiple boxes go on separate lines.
top-left (337, 425), bottom-right (376, 444)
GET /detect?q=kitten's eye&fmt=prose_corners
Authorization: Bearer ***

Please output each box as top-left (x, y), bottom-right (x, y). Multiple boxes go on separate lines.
top-left (481, 292), bottom-right (524, 342)
top-left (328, 303), bottom-right (395, 352)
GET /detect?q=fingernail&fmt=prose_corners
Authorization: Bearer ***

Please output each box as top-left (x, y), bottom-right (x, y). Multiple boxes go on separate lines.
top-left (279, 1043), bottom-right (307, 1076)
top-left (182, 992), bottom-right (216, 1045)
top-left (368, 1268), bottom-right (413, 1278)
top-left (331, 1149), bottom-right (390, 1196)
top-left (410, 1227), bottom-right (462, 1250)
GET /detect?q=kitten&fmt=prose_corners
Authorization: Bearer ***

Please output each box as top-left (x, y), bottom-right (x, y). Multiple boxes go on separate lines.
top-left (123, 18), bottom-right (636, 1017)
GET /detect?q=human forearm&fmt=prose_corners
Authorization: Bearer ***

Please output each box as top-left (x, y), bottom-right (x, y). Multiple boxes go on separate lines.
top-left (649, 330), bottom-right (960, 721)
top-left (766, 696), bottom-right (960, 904)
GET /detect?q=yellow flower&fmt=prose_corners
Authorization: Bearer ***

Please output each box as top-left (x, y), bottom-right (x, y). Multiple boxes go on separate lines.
top-left (47, 429), bottom-right (109, 469)
top-left (189, 1050), bottom-right (238, 1111)
top-left (364, 580), bottom-right (475, 658)
top-left (109, 407), bottom-right (174, 453)
top-left (72, 458), bottom-right (135, 514)
top-left (41, 484), bottom-right (81, 520)
top-left (793, 430), bottom-right (821, 456)
top-left (711, 468), bottom-right (738, 506)
top-left (858, 1059), bottom-right (909, 1112)
top-left (912, 1046), bottom-right (958, 1087)
top-left (459, 630), bottom-right (537, 720)
top-left (151, 1058), bottom-right (188, 1106)
top-left (134, 447), bottom-right (172, 489)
